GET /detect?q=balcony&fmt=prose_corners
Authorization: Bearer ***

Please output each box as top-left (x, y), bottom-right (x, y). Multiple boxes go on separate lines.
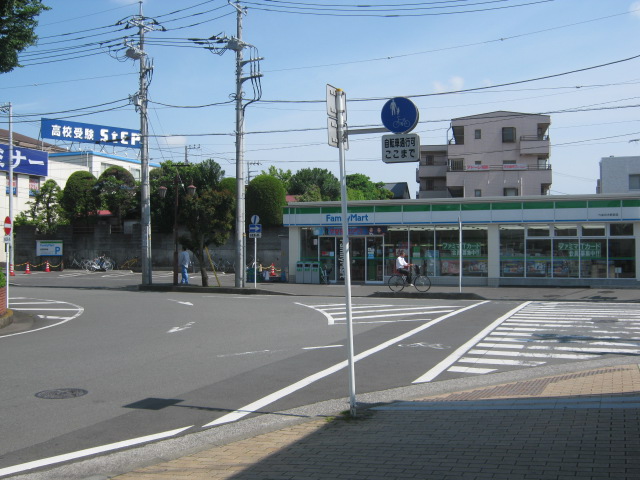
top-left (448, 163), bottom-right (551, 172)
top-left (520, 134), bottom-right (550, 156)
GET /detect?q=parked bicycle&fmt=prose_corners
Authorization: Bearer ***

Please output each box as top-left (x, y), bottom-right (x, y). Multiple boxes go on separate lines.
top-left (120, 256), bottom-right (139, 270)
top-left (388, 264), bottom-right (431, 292)
top-left (320, 263), bottom-right (333, 285)
top-left (84, 254), bottom-right (114, 272)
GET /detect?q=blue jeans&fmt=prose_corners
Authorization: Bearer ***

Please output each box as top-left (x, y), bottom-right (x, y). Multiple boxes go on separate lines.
top-left (181, 265), bottom-right (189, 284)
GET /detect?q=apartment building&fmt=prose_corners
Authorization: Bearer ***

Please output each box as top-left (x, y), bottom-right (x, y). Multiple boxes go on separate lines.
top-left (597, 156), bottom-right (640, 194)
top-left (417, 111), bottom-right (551, 198)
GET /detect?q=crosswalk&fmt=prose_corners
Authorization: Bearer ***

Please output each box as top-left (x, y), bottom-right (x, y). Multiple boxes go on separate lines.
top-left (296, 302), bottom-right (460, 325)
top-left (444, 301), bottom-right (640, 376)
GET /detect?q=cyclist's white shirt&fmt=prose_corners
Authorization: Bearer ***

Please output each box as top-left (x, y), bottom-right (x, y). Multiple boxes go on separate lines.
top-left (396, 256), bottom-right (409, 271)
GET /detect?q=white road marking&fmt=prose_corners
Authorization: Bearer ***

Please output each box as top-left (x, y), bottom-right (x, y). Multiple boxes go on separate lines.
top-left (203, 301), bottom-right (488, 427)
top-left (2, 298), bottom-right (84, 339)
top-left (412, 302), bottom-right (531, 384)
top-left (302, 345), bottom-right (343, 350)
top-left (468, 349), bottom-right (597, 360)
top-left (448, 366), bottom-right (496, 374)
top-left (168, 299), bottom-right (194, 306)
top-left (458, 357), bottom-right (545, 367)
top-left (0, 426), bottom-right (192, 477)
top-left (168, 322), bottom-right (195, 333)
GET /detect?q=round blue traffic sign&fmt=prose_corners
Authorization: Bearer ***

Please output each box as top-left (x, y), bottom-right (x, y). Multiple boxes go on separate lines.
top-left (381, 97), bottom-right (419, 134)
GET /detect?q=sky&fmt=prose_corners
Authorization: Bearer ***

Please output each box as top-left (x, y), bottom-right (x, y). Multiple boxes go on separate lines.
top-left (2, 0), bottom-right (640, 197)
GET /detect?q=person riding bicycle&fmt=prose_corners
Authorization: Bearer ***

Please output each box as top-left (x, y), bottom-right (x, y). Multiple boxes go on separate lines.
top-left (395, 250), bottom-right (413, 286)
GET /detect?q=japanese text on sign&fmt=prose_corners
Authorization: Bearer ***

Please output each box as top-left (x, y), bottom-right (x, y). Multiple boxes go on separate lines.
top-left (382, 133), bottom-right (420, 164)
top-left (0, 143), bottom-right (48, 176)
top-left (41, 118), bottom-right (141, 149)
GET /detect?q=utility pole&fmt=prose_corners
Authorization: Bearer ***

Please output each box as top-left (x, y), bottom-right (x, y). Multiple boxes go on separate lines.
top-left (1, 102), bottom-right (12, 310)
top-left (184, 144), bottom-right (200, 163)
top-left (120, 1), bottom-right (164, 285)
top-left (247, 161), bottom-right (261, 183)
top-left (191, 2), bottom-right (262, 288)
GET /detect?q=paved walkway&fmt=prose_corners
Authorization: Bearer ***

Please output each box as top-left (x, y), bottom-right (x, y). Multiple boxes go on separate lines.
top-left (104, 362), bottom-right (640, 480)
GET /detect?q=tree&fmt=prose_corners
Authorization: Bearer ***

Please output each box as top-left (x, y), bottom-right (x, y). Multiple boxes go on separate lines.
top-left (0, 0), bottom-right (50, 73)
top-left (289, 168), bottom-right (340, 201)
top-left (346, 173), bottom-right (393, 200)
top-left (14, 179), bottom-right (67, 234)
top-left (246, 174), bottom-right (286, 227)
top-left (60, 171), bottom-right (99, 225)
top-left (262, 166), bottom-right (292, 192)
top-left (95, 166), bottom-right (138, 226)
top-left (151, 159), bottom-right (235, 286)
top-left (219, 177), bottom-right (236, 195)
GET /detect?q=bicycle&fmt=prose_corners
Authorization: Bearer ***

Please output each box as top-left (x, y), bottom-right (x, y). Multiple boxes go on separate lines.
top-left (320, 264), bottom-right (333, 285)
top-left (120, 256), bottom-right (139, 270)
top-left (388, 265), bottom-right (431, 293)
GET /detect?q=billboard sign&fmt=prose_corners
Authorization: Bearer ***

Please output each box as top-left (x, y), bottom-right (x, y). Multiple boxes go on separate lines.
top-left (0, 143), bottom-right (48, 176)
top-left (41, 118), bottom-right (141, 149)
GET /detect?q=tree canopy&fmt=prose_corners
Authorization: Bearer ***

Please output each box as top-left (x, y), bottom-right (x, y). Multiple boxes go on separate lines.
top-left (60, 171), bottom-right (98, 225)
top-left (14, 179), bottom-right (66, 234)
top-left (151, 159), bottom-right (235, 286)
top-left (289, 168), bottom-right (340, 201)
top-left (0, 0), bottom-right (50, 73)
top-left (246, 174), bottom-right (286, 227)
top-left (96, 166), bottom-right (138, 225)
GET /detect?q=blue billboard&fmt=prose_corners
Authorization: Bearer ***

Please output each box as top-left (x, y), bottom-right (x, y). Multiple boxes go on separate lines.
top-left (0, 143), bottom-right (48, 176)
top-left (41, 118), bottom-right (141, 149)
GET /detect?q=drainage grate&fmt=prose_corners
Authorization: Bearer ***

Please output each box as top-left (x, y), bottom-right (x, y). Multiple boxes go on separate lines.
top-left (35, 388), bottom-right (88, 399)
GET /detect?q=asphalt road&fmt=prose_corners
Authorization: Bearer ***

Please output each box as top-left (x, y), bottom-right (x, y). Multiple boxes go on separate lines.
top-left (2, 270), bottom-right (639, 477)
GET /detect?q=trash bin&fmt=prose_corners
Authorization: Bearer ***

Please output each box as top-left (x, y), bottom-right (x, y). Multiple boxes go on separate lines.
top-left (303, 262), bottom-right (312, 283)
top-left (310, 262), bottom-right (320, 284)
top-left (296, 262), bottom-right (304, 284)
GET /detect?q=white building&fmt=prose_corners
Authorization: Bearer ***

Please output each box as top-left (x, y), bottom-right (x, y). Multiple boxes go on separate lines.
top-left (597, 156), bottom-right (640, 194)
top-left (417, 111), bottom-right (551, 199)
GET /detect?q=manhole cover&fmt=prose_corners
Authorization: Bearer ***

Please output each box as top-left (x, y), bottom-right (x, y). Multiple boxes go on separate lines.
top-left (35, 388), bottom-right (88, 399)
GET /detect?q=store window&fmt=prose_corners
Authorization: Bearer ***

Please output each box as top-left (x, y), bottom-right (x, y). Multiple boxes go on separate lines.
top-left (580, 239), bottom-right (608, 278)
top-left (410, 229), bottom-right (436, 276)
top-left (436, 226), bottom-right (488, 277)
top-left (500, 226), bottom-right (525, 277)
top-left (582, 224), bottom-right (605, 237)
top-left (609, 238), bottom-right (635, 278)
top-left (610, 223), bottom-right (633, 236)
top-left (554, 225), bottom-right (577, 237)
top-left (386, 229), bottom-right (409, 276)
top-left (629, 174), bottom-right (640, 190)
top-left (553, 239), bottom-right (579, 277)
top-left (526, 238), bottom-right (551, 277)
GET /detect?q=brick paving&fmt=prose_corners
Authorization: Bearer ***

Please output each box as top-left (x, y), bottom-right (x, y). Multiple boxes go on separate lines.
top-left (113, 364), bottom-right (640, 480)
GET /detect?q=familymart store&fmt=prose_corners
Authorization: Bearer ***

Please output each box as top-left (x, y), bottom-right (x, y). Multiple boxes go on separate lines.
top-left (283, 194), bottom-right (640, 287)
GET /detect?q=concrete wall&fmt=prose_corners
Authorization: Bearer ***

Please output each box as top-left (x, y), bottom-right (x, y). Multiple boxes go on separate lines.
top-left (12, 224), bottom-right (289, 274)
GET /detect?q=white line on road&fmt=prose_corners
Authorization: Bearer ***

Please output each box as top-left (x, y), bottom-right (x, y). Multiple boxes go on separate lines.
top-left (0, 426), bottom-right (192, 478)
top-left (202, 301), bottom-right (488, 428)
top-left (412, 302), bottom-right (531, 384)
top-left (458, 357), bottom-right (545, 366)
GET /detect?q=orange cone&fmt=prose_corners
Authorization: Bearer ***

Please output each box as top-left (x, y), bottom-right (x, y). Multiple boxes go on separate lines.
top-left (270, 263), bottom-right (276, 276)
top-left (9, 264), bottom-right (14, 276)
top-left (24, 262), bottom-right (31, 274)
top-left (45, 261), bottom-right (50, 272)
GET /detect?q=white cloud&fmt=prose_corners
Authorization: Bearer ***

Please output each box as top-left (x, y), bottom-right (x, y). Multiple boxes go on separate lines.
top-left (630, 1), bottom-right (640, 18)
top-left (433, 76), bottom-right (465, 93)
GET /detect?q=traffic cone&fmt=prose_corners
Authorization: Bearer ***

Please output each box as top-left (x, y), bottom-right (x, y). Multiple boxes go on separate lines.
top-left (24, 262), bottom-right (31, 274)
top-left (9, 264), bottom-right (14, 276)
top-left (270, 263), bottom-right (276, 276)
top-left (45, 261), bottom-right (50, 272)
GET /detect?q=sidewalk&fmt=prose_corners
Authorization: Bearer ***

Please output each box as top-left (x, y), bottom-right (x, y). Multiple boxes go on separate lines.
top-left (108, 360), bottom-right (640, 480)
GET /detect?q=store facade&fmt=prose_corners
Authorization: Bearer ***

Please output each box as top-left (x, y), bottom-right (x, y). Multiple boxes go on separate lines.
top-left (283, 194), bottom-right (640, 287)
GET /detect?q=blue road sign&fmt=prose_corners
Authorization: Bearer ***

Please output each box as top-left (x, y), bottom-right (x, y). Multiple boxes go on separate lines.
top-left (381, 97), bottom-right (419, 134)
top-left (249, 223), bottom-right (262, 238)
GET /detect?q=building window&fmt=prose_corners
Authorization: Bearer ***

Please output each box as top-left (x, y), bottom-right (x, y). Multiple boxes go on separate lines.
top-left (629, 174), bottom-right (640, 190)
top-left (502, 127), bottom-right (516, 143)
top-left (29, 176), bottom-right (40, 196)
top-left (504, 187), bottom-right (518, 196)
top-left (474, 129), bottom-right (481, 139)
top-left (424, 155), bottom-right (435, 166)
top-left (451, 126), bottom-right (464, 145)
top-left (474, 189), bottom-right (482, 197)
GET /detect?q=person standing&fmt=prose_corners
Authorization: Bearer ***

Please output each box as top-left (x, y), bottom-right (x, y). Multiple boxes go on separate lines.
top-left (179, 245), bottom-right (190, 285)
top-left (395, 250), bottom-right (413, 286)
